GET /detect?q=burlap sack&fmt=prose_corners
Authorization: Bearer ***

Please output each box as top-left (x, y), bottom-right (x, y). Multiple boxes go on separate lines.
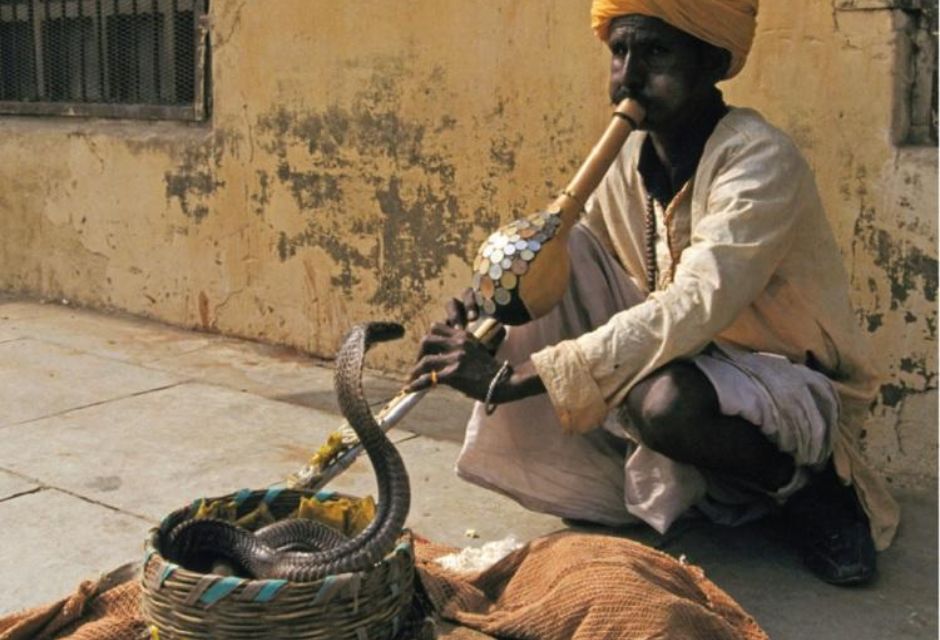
top-left (1, 532), bottom-right (767, 640)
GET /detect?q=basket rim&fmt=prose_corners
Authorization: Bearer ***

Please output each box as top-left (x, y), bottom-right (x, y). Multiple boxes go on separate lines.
top-left (158, 485), bottom-right (353, 522)
top-left (146, 486), bottom-right (415, 588)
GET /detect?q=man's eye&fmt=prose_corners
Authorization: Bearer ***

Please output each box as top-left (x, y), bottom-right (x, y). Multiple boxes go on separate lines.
top-left (610, 43), bottom-right (626, 57)
top-left (650, 45), bottom-right (669, 56)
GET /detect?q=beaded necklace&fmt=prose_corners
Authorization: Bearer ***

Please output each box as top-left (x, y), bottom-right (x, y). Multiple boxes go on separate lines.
top-left (644, 194), bottom-right (658, 293)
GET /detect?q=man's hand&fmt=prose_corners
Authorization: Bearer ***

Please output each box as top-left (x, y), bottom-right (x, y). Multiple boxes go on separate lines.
top-left (406, 295), bottom-right (505, 400)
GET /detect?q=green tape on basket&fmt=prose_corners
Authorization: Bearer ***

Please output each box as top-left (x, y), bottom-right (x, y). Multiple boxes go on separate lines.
top-left (144, 548), bottom-right (156, 566)
top-left (233, 488), bottom-right (252, 506)
top-left (253, 579), bottom-right (288, 603)
top-left (312, 574), bottom-right (356, 606)
top-left (315, 490), bottom-right (337, 501)
top-left (159, 563), bottom-right (178, 587)
top-left (236, 579), bottom-right (289, 603)
top-left (394, 541), bottom-right (413, 559)
top-left (355, 627), bottom-right (368, 640)
top-left (262, 486), bottom-right (284, 504)
top-left (312, 575), bottom-right (338, 606)
top-left (392, 614), bottom-right (401, 638)
top-left (199, 577), bottom-right (245, 607)
top-left (348, 573), bottom-right (362, 614)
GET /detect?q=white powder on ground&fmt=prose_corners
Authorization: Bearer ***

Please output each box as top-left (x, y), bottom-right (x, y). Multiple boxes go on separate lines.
top-left (434, 536), bottom-right (524, 573)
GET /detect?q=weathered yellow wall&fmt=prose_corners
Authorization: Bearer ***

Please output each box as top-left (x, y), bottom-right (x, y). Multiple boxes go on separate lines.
top-left (724, 1), bottom-right (938, 485)
top-left (0, 1), bottom-right (935, 482)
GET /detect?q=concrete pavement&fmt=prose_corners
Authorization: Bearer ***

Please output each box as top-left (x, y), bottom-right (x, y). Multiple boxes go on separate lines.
top-left (0, 295), bottom-right (936, 639)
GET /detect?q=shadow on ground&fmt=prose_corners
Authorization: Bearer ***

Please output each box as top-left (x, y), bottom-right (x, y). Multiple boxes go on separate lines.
top-left (564, 487), bottom-right (937, 639)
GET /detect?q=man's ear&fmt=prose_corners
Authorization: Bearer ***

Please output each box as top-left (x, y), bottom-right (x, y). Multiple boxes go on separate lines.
top-left (704, 48), bottom-right (732, 82)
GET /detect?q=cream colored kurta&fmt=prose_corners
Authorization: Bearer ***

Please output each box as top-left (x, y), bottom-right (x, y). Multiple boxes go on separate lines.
top-left (529, 108), bottom-right (899, 550)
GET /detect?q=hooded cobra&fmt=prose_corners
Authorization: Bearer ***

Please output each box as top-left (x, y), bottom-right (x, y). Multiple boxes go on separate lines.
top-left (164, 321), bottom-right (411, 581)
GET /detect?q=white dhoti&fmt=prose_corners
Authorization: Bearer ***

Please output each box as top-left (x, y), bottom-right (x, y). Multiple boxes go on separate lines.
top-left (456, 224), bottom-right (840, 534)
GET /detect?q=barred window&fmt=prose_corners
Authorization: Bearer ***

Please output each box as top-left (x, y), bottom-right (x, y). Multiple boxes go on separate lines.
top-left (0, 0), bottom-right (209, 121)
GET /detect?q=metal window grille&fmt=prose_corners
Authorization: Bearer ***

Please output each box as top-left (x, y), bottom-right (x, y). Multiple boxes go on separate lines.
top-left (0, 0), bottom-right (209, 120)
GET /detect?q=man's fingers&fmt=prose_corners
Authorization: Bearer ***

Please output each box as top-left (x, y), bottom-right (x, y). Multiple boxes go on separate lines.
top-left (409, 353), bottom-right (456, 379)
top-left (445, 298), bottom-right (468, 329)
top-left (420, 332), bottom-right (450, 350)
top-left (415, 326), bottom-right (457, 360)
top-left (406, 372), bottom-right (436, 394)
top-left (406, 354), bottom-right (457, 393)
top-left (428, 322), bottom-right (461, 337)
top-left (462, 288), bottom-right (480, 322)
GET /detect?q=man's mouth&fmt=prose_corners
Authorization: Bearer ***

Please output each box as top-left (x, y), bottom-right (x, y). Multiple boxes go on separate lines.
top-left (612, 87), bottom-right (649, 108)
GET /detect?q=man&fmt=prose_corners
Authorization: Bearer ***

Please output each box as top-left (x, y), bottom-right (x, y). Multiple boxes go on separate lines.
top-left (408, 0), bottom-right (899, 585)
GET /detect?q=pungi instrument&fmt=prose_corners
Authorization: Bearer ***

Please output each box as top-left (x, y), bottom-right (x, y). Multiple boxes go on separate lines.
top-left (290, 99), bottom-right (644, 491)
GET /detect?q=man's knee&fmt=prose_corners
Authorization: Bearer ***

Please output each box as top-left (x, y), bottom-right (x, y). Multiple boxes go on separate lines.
top-left (623, 362), bottom-right (719, 453)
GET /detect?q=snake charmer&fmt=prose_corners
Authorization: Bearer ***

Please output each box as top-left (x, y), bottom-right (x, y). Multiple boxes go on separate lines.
top-left (407, 0), bottom-right (900, 585)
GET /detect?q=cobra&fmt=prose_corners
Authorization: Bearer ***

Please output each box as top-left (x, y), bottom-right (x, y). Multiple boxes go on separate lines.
top-left (290, 99), bottom-right (645, 494)
top-left (163, 322), bottom-right (410, 581)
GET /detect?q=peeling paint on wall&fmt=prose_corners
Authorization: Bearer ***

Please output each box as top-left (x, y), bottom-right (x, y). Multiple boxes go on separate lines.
top-left (853, 206), bottom-right (938, 311)
top-left (854, 209), bottom-right (937, 311)
top-left (848, 193), bottom-right (937, 473)
top-left (164, 130), bottom-right (241, 222)
top-left (0, 0), bottom-right (935, 480)
top-left (251, 170), bottom-right (270, 216)
top-left (252, 59), bottom-right (487, 316)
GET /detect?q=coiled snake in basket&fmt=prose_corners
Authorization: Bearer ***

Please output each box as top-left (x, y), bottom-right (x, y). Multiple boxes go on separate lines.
top-left (163, 322), bottom-right (411, 581)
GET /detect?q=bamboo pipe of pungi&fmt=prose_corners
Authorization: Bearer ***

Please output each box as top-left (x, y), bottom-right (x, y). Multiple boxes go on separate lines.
top-left (289, 99), bottom-right (645, 492)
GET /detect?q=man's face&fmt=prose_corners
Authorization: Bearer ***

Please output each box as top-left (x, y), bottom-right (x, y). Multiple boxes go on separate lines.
top-left (607, 15), bottom-right (716, 132)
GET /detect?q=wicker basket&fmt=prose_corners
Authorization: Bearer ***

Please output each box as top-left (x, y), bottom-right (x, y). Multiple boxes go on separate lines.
top-left (141, 487), bottom-right (415, 640)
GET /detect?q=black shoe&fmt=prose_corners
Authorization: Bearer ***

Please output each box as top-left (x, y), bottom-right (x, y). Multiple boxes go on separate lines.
top-left (784, 464), bottom-right (877, 586)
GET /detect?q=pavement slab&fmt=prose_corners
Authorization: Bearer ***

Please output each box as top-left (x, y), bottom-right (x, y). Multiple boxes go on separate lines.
top-left (279, 380), bottom-right (477, 445)
top-left (0, 300), bottom-right (57, 322)
top-left (143, 336), bottom-right (338, 399)
top-left (399, 436), bottom-right (564, 547)
top-left (0, 382), bottom-right (358, 522)
top-left (0, 300), bottom-right (934, 640)
top-left (0, 339), bottom-right (182, 428)
top-left (321, 435), bottom-right (563, 549)
top-left (0, 470), bottom-right (39, 501)
top-left (146, 336), bottom-right (477, 443)
top-left (0, 302), bottom-right (212, 365)
top-left (0, 382), bottom-right (416, 523)
top-left (0, 299), bottom-right (477, 442)
top-left (0, 488), bottom-right (149, 614)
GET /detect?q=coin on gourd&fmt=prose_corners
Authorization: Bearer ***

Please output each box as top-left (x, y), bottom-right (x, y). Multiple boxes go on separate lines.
top-left (479, 276), bottom-right (495, 298)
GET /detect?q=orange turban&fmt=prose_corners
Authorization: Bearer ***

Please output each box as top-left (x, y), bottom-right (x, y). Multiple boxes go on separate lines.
top-left (590, 0), bottom-right (759, 79)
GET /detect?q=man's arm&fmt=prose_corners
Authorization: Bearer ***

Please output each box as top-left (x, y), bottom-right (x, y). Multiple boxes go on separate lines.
top-left (532, 129), bottom-right (809, 433)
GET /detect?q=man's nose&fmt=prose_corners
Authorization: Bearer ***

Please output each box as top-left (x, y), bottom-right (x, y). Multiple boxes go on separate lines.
top-left (619, 52), bottom-right (645, 94)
